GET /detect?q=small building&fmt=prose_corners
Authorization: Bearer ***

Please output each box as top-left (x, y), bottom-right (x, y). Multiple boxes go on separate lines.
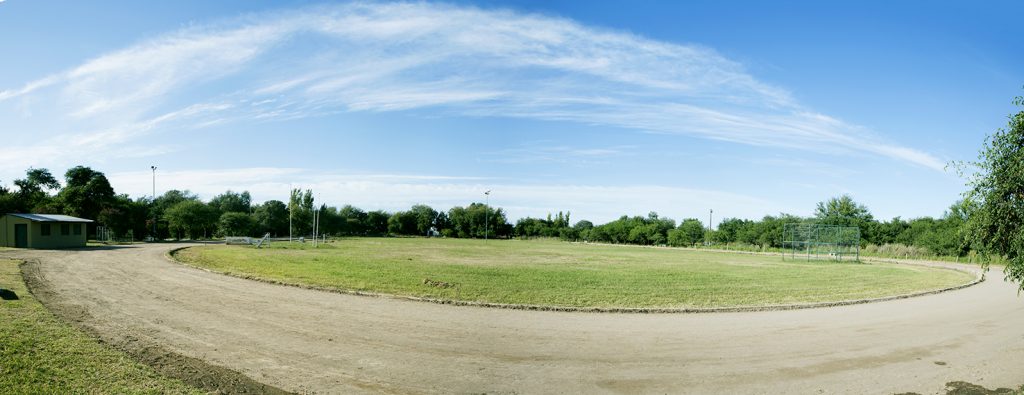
top-left (0, 214), bottom-right (93, 249)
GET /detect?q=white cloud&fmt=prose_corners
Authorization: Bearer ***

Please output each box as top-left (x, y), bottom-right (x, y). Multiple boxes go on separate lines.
top-left (0, 1), bottom-right (944, 174)
top-left (488, 144), bottom-right (633, 164)
top-left (106, 167), bottom-right (777, 224)
top-left (0, 74), bottom-right (60, 101)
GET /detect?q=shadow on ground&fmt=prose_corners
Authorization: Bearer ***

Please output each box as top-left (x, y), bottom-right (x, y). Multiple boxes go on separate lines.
top-left (897, 381), bottom-right (1024, 395)
top-left (0, 288), bottom-right (18, 300)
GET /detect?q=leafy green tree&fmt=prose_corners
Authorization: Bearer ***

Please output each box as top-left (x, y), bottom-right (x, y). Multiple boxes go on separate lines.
top-left (209, 190), bottom-right (252, 214)
top-left (0, 193), bottom-right (19, 216)
top-left (557, 226), bottom-right (580, 241)
top-left (815, 195), bottom-right (874, 244)
top-left (151, 190), bottom-right (200, 239)
top-left (586, 213), bottom-right (674, 245)
top-left (815, 195), bottom-right (873, 225)
top-left (409, 204), bottom-right (439, 235)
top-left (668, 218), bottom-right (705, 247)
top-left (514, 217), bottom-right (548, 238)
top-left (387, 210), bottom-right (419, 235)
top-left (446, 203), bottom-right (511, 238)
top-left (963, 93), bottom-right (1024, 288)
top-left (945, 198), bottom-right (978, 256)
top-left (338, 205), bottom-right (368, 235)
top-left (713, 218), bottom-right (750, 243)
top-left (316, 205), bottom-right (343, 236)
top-left (12, 168), bottom-right (60, 212)
top-left (15, 168), bottom-right (60, 194)
top-left (751, 214), bottom-right (803, 248)
top-left (629, 223), bottom-right (665, 245)
top-left (870, 217), bottom-right (909, 245)
top-left (153, 190), bottom-right (199, 211)
top-left (288, 189), bottom-right (314, 236)
top-left (164, 200), bottom-right (218, 240)
top-left (57, 166), bottom-right (115, 228)
top-left (97, 195), bottom-right (150, 240)
top-left (365, 210), bottom-right (390, 236)
top-left (218, 212), bottom-right (254, 237)
top-left (433, 211), bottom-right (450, 235)
top-left (572, 220), bottom-right (594, 242)
top-left (253, 200), bottom-right (289, 236)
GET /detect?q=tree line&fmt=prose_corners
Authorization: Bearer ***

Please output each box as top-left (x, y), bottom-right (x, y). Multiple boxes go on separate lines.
top-left (0, 167), bottom-right (986, 256)
top-left (0, 173), bottom-right (518, 240)
top-left (508, 194), bottom-right (972, 257)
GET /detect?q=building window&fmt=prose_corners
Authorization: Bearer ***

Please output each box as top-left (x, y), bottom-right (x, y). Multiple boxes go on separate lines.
top-left (41, 223), bottom-right (51, 236)
top-left (61, 223), bottom-right (70, 236)
top-left (74, 224), bottom-right (82, 235)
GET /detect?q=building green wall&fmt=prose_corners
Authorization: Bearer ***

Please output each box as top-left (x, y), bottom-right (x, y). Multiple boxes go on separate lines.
top-left (0, 215), bottom-right (88, 248)
top-left (0, 215), bottom-right (32, 248)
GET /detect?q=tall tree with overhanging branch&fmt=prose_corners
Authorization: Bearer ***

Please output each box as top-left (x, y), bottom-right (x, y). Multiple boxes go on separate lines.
top-left (964, 93), bottom-right (1024, 291)
top-left (58, 166), bottom-right (115, 221)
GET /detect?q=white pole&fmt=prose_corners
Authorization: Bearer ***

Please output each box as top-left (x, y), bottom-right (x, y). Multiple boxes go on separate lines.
top-left (312, 205), bottom-right (317, 248)
top-left (484, 190), bottom-right (491, 240)
top-left (707, 209), bottom-right (713, 246)
top-left (288, 186), bottom-right (293, 243)
top-left (151, 166), bottom-right (157, 241)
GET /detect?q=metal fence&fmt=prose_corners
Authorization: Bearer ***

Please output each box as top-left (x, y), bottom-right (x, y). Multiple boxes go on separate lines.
top-left (782, 223), bottom-right (860, 262)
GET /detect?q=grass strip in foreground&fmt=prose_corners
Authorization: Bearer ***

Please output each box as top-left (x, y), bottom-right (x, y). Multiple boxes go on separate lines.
top-left (0, 259), bottom-right (201, 394)
top-left (174, 238), bottom-right (975, 309)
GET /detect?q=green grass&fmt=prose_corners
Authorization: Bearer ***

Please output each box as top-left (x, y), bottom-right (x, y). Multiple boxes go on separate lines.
top-left (0, 259), bottom-right (200, 394)
top-left (175, 238), bottom-right (974, 309)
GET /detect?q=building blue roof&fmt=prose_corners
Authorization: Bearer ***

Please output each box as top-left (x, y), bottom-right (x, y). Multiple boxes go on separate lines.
top-left (6, 213), bottom-right (94, 223)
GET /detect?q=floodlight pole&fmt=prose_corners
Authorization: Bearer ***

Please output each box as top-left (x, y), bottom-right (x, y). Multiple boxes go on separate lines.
top-left (313, 195), bottom-right (320, 248)
top-left (151, 166), bottom-right (157, 241)
top-left (707, 209), bottom-right (713, 246)
top-left (288, 185), bottom-right (293, 243)
top-left (484, 190), bottom-right (491, 240)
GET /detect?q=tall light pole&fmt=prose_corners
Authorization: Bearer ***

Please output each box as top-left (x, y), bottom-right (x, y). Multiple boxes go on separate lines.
top-left (707, 208), bottom-right (713, 246)
top-left (484, 190), bottom-right (491, 240)
top-left (313, 193), bottom-right (321, 247)
top-left (288, 186), bottom-right (293, 243)
top-left (151, 166), bottom-right (157, 241)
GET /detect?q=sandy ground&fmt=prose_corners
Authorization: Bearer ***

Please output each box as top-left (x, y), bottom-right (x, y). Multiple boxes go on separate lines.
top-left (5, 243), bottom-right (1023, 394)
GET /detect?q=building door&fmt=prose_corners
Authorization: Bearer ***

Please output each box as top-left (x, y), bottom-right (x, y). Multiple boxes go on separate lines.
top-left (14, 224), bottom-right (28, 248)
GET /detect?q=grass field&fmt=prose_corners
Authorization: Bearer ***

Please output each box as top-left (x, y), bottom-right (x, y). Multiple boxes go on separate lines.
top-left (174, 238), bottom-right (974, 309)
top-left (0, 259), bottom-right (200, 394)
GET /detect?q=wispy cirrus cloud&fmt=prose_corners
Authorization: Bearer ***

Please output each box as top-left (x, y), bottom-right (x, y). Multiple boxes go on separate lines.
top-left (0, 1), bottom-right (943, 172)
top-left (488, 143), bottom-right (634, 164)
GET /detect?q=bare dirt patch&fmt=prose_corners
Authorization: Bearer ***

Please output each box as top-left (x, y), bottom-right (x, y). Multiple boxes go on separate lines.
top-left (21, 258), bottom-right (289, 395)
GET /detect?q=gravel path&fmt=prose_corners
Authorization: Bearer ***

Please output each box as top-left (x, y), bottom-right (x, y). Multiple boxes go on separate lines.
top-left (6, 243), bottom-right (1023, 394)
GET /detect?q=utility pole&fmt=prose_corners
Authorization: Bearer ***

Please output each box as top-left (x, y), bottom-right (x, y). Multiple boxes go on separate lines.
top-left (484, 190), bottom-right (491, 240)
top-left (151, 166), bottom-right (157, 241)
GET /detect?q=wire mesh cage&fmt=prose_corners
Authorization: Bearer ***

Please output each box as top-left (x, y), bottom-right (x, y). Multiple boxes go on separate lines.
top-left (782, 223), bottom-right (860, 262)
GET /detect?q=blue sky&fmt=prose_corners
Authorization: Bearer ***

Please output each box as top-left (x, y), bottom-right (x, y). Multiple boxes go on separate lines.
top-left (0, 1), bottom-right (1021, 225)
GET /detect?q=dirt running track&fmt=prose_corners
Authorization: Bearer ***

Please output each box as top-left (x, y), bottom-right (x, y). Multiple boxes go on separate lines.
top-left (5, 243), bottom-right (1023, 394)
